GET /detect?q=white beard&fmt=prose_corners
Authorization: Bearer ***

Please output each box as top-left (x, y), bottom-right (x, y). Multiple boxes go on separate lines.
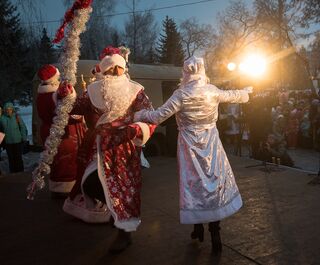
top-left (87, 74), bottom-right (143, 126)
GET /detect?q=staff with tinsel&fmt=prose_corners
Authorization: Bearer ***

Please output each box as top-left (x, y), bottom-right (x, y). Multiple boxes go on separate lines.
top-left (26, 0), bottom-right (93, 200)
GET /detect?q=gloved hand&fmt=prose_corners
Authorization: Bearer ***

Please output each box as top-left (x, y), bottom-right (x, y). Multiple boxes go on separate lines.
top-left (243, 86), bottom-right (254, 94)
top-left (99, 124), bottom-right (142, 150)
top-left (57, 81), bottom-right (74, 99)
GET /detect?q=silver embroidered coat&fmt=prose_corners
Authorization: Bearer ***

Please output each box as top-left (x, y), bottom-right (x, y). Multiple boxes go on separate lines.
top-left (135, 79), bottom-right (250, 224)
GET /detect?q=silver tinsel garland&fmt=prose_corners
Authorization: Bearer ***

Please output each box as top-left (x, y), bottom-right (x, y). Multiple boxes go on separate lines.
top-left (27, 7), bottom-right (92, 200)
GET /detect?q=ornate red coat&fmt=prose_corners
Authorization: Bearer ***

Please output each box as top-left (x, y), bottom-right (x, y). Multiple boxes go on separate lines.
top-left (69, 76), bottom-right (155, 232)
top-left (37, 84), bottom-right (86, 193)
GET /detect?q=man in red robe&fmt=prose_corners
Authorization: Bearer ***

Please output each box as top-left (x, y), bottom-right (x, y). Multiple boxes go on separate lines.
top-left (36, 64), bottom-right (86, 198)
top-left (61, 47), bottom-right (155, 253)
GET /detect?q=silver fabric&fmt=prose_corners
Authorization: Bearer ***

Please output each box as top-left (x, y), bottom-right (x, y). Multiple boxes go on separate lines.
top-left (135, 79), bottom-right (249, 223)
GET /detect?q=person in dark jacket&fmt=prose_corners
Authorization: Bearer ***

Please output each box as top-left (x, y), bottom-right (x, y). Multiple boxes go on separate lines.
top-left (0, 102), bottom-right (27, 173)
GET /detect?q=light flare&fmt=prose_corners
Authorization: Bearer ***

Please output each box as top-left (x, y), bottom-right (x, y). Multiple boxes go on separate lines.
top-left (239, 54), bottom-right (267, 77)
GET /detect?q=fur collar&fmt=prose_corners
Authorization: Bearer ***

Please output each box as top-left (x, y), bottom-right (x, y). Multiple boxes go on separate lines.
top-left (38, 83), bottom-right (58, 93)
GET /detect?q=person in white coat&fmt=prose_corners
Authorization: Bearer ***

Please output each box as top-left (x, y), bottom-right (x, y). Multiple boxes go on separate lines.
top-left (134, 56), bottom-right (253, 253)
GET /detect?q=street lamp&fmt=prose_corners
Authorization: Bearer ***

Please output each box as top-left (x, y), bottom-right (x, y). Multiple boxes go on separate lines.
top-left (227, 54), bottom-right (267, 77)
top-left (239, 54), bottom-right (267, 78)
top-left (227, 62), bottom-right (236, 72)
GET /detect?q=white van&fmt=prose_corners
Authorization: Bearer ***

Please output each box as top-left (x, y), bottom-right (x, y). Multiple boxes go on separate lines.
top-left (32, 60), bottom-right (182, 156)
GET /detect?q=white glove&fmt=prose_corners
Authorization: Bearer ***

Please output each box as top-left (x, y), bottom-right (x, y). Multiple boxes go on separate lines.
top-left (243, 86), bottom-right (253, 94)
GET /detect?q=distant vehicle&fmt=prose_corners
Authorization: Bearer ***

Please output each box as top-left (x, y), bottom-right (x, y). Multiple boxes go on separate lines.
top-left (32, 60), bottom-right (182, 156)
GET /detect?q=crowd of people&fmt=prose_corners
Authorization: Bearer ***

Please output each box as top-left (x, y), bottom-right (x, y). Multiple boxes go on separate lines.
top-left (218, 88), bottom-right (320, 167)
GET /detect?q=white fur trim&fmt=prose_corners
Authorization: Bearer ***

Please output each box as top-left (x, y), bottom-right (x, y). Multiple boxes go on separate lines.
top-left (49, 179), bottom-right (75, 193)
top-left (63, 196), bottom-right (111, 223)
top-left (180, 193), bottom-right (242, 224)
top-left (132, 122), bottom-right (151, 146)
top-left (38, 84), bottom-right (58, 93)
top-left (99, 54), bottom-right (126, 73)
top-left (52, 92), bottom-right (58, 106)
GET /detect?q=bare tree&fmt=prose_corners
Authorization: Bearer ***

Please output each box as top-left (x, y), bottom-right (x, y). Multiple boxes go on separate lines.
top-left (204, 0), bottom-right (258, 81)
top-left (179, 17), bottom-right (216, 57)
top-left (124, 11), bottom-right (158, 63)
top-left (294, 0), bottom-right (320, 24)
top-left (254, 0), bottom-right (312, 88)
top-left (308, 33), bottom-right (320, 77)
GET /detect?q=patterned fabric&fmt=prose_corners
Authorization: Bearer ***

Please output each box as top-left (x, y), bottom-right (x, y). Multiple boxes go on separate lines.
top-left (69, 89), bottom-right (155, 229)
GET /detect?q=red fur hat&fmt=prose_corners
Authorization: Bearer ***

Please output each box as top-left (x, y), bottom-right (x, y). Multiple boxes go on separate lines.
top-left (38, 64), bottom-right (60, 82)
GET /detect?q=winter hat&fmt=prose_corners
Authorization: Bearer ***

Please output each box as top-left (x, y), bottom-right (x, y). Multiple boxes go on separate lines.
top-left (38, 64), bottom-right (60, 83)
top-left (183, 56), bottom-right (205, 75)
top-left (181, 56), bottom-right (207, 86)
top-left (99, 46), bottom-right (126, 74)
top-left (4, 102), bottom-right (14, 110)
top-left (91, 64), bottom-right (101, 75)
top-left (99, 53), bottom-right (126, 74)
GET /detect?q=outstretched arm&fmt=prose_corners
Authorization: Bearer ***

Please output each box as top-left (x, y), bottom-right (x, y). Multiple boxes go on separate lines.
top-left (134, 89), bottom-right (182, 125)
top-left (217, 86), bottom-right (252, 103)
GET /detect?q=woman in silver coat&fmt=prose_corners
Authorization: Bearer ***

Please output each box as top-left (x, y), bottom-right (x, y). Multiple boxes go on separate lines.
top-left (134, 56), bottom-right (253, 253)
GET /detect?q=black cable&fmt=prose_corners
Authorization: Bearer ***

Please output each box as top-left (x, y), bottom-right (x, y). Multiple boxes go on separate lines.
top-left (21, 0), bottom-right (217, 25)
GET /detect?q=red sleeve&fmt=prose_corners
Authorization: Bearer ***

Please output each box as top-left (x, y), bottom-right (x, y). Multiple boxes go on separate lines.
top-left (131, 90), bottom-right (156, 139)
top-left (132, 90), bottom-right (153, 112)
top-left (70, 92), bottom-right (91, 115)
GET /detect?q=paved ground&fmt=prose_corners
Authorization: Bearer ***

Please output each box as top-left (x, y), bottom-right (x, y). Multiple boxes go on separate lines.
top-left (223, 143), bottom-right (319, 174)
top-left (0, 155), bottom-right (319, 265)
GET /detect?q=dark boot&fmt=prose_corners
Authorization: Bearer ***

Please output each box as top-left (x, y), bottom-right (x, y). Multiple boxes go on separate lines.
top-left (190, 224), bottom-right (204, 242)
top-left (209, 221), bottom-right (222, 254)
top-left (109, 229), bottom-right (132, 254)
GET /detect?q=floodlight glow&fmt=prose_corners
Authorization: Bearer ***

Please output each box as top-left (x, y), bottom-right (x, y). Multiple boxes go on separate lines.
top-left (239, 54), bottom-right (267, 77)
top-left (227, 62), bottom-right (236, 71)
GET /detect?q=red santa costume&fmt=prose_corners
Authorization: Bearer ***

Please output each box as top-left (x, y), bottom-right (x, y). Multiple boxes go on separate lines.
top-left (36, 64), bottom-right (86, 195)
top-left (62, 49), bottom-right (155, 252)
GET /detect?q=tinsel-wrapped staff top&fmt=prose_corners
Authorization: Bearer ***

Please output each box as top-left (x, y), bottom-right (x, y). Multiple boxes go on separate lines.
top-left (53, 0), bottom-right (93, 44)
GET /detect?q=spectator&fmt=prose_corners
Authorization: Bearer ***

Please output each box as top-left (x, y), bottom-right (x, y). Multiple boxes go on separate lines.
top-left (258, 134), bottom-right (294, 167)
top-left (310, 99), bottom-right (320, 149)
top-left (271, 105), bottom-right (282, 122)
top-left (225, 102), bottom-right (241, 154)
top-left (247, 98), bottom-right (272, 159)
top-left (300, 113), bottom-right (312, 148)
top-left (0, 102), bottom-right (27, 173)
top-left (286, 108), bottom-right (300, 149)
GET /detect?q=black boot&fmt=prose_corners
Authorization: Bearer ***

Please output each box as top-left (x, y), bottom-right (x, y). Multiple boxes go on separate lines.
top-left (109, 229), bottom-right (132, 254)
top-left (209, 221), bottom-right (222, 254)
top-left (190, 224), bottom-right (204, 242)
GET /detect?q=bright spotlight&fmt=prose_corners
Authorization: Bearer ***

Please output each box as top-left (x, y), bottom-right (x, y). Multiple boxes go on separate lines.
top-left (239, 54), bottom-right (267, 77)
top-left (227, 62), bottom-right (236, 71)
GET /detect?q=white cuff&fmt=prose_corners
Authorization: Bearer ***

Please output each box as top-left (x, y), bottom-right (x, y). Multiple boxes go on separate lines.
top-left (132, 122), bottom-right (150, 146)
